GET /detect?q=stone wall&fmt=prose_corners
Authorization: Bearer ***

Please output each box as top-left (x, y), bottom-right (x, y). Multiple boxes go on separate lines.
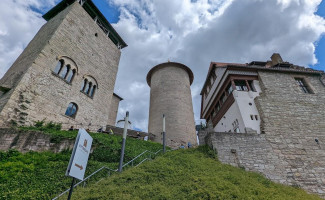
top-left (201, 71), bottom-right (325, 198)
top-left (0, 128), bottom-right (74, 153)
top-left (0, 2), bottom-right (121, 131)
top-left (107, 94), bottom-right (121, 126)
top-left (105, 125), bottom-right (155, 141)
top-left (147, 63), bottom-right (197, 148)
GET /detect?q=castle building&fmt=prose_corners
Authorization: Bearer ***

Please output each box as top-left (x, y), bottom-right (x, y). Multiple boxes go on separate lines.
top-left (199, 53), bottom-right (325, 197)
top-left (201, 53), bottom-right (325, 134)
top-left (0, 0), bottom-right (127, 130)
top-left (147, 62), bottom-right (197, 148)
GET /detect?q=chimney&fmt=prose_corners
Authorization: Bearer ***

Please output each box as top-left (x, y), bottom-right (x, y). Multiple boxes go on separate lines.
top-left (271, 53), bottom-right (283, 66)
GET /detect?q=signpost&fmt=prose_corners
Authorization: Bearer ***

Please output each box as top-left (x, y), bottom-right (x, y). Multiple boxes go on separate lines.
top-left (66, 128), bottom-right (93, 200)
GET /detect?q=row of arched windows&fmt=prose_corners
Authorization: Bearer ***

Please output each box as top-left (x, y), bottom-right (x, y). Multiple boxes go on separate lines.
top-left (53, 58), bottom-right (98, 98)
top-left (80, 78), bottom-right (96, 98)
top-left (54, 60), bottom-right (76, 83)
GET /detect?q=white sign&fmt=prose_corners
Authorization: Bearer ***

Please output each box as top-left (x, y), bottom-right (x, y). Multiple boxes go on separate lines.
top-left (66, 128), bottom-right (93, 181)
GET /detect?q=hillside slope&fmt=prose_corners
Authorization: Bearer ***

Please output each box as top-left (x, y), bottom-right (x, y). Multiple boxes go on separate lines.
top-left (0, 127), bottom-right (164, 199)
top-left (70, 146), bottom-right (321, 200)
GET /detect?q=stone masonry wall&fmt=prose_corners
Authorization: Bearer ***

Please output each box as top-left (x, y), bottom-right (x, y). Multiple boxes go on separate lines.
top-left (148, 64), bottom-right (197, 148)
top-left (205, 132), bottom-right (286, 182)
top-left (203, 71), bottom-right (325, 198)
top-left (254, 71), bottom-right (325, 196)
top-left (0, 2), bottom-right (68, 114)
top-left (107, 95), bottom-right (120, 126)
top-left (0, 2), bottom-right (121, 131)
top-left (0, 128), bottom-right (74, 153)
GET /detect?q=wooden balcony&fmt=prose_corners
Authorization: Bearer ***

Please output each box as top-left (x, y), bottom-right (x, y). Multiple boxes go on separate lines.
top-left (212, 92), bottom-right (235, 127)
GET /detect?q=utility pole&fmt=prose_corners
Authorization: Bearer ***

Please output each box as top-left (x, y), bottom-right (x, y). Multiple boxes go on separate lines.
top-left (118, 111), bottom-right (129, 172)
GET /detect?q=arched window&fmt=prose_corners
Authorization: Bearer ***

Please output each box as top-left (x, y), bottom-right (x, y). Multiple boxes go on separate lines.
top-left (81, 79), bottom-right (88, 91)
top-left (59, 65), bottom-right (69, 79)
top-left (89, 85), bottom-right (96, 97)
top-left (54, 60), bottom-right (64, 74)
top-left (66, 69), bottom-right (76, 83)
top-left (80, 76), bottom-right (98, 98)
top-left (65, 102), bottom-right (78, 118)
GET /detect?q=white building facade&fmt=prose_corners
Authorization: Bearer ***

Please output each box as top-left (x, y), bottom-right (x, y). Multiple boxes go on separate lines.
top-left (201, 62), bottom-right (263, 134)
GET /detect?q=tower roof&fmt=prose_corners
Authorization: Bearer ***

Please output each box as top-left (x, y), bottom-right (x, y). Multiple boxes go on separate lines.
top-left (146, 62), bottom-right (194, 87)
top-left (43, 0), bottom-right (127, 49)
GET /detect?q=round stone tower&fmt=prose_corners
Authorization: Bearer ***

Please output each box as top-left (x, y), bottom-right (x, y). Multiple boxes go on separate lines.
top-left (146, 62), bottom-right (197, 148)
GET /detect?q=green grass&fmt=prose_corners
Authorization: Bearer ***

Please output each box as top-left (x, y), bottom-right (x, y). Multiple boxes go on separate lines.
top-left (69, 146), bottom-right (321, 200)
top-left (0, 127), bottom-right (165, 200)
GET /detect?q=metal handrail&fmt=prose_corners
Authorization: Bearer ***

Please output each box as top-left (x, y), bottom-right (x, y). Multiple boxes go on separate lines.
top-left (122, 150), bottom-right (149, 167)
top-left (52, 167), bottom-right (116, 200)
top-left (52, 148), bottom-right (165, 200)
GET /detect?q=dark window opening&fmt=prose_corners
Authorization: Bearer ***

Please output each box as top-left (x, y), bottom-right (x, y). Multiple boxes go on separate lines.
top-left (215, 102), bottom-right (220, 112)
top-left (220, 93), bottom-right (227, 104)
top-left (295, 78), bottom-right (311, 94)
top-left (65, 102), bottom-right (78, 118)
top-left (235, 80), bottom-right (248, 91)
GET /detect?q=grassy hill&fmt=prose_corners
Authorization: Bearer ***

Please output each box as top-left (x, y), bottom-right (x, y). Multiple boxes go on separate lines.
top-left (70, 146), bottom-right (321, 200)
top-left (0, 126), bottom-right (164, 200)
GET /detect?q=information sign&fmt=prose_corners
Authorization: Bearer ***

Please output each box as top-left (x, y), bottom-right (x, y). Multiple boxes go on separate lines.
top-left (66, 128), bottom-right (93, 181)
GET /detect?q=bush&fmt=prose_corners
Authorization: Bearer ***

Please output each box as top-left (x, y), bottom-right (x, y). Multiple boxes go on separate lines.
top-left (34, 120), bottom-right (45, 128)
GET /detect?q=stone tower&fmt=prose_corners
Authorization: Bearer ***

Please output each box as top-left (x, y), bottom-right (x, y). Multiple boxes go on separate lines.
top-left (146, 62), bottom-right (197, 148)
top-left (0, 0), bottom-right (127, 130)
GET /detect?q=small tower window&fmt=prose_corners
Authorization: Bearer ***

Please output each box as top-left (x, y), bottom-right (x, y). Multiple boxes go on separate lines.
top-left (65, 102), bottom-right (78, 118)
top-left (295, 78), bottom-right (312, 94)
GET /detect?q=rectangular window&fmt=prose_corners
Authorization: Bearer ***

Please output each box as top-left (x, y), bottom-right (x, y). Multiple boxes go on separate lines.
top-left (226, 83), bottom-right (233, 94)
top-left (250, 115), bottom-right (254, 120)
top-left (215, 102), bottom-right (220, 112)
top-left (295, 78), bottom-right (311, 94)
top-left (255, 115), bottom-right (258, 120)
top-left (220, 93), bottom-right (226, 104)
top-left (234, 80), bottom-right (248, 91)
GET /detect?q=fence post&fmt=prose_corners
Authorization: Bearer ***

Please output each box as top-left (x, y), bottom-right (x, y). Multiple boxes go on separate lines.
top-left (118, 111), bottom-right (129, 172)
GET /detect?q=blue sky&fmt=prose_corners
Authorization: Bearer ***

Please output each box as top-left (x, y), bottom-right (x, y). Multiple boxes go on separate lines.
top-left (314, 0), bottom-right (325, 70)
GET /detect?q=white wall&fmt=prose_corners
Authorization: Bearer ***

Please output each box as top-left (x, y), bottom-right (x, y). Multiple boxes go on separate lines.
top-left (214, 80), bottom-right (262, 133)
top-left (214, 102), bottom-right (245, 133)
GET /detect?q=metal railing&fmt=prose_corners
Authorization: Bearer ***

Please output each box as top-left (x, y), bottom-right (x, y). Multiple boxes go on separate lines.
top-left (52, 149), bottom-right (165, 200)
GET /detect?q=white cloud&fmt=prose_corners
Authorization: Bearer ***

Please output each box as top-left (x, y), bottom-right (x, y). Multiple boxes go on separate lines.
top-left (0, 0), bottom-right (324, 132)
top-left (0, 0), bottom-right (59, 78)
top-left (111, 0), bottom-right (325, 131)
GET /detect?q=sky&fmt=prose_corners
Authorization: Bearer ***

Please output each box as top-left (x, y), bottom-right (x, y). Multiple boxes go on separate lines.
top-left (0, 0), bottom-right (324, 132)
